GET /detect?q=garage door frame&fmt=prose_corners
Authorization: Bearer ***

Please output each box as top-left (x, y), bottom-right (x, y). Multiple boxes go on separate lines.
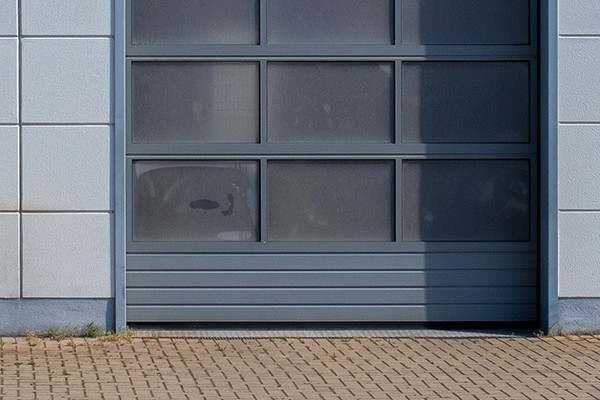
top-left (113, 0), bottom-right (559, 331)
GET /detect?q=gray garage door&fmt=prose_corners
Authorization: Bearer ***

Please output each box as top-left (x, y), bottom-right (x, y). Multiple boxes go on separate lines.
top-left (125, 0), bottom-right (538, 323)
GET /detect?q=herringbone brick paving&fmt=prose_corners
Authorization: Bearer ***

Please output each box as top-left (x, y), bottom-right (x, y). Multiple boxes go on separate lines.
top-left (1, 335), bottom-right (599, 399)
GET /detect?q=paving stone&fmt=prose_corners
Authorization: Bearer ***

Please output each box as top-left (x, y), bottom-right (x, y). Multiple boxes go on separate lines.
top-left (0, 335), bottom-right (600, 399)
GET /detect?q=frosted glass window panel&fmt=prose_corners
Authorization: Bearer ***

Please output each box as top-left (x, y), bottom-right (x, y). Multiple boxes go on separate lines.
top-left (266, 0), bottom-right (392, 44)
top-left (402, 0), bottom-right (530, 45)
top-left (132, 62), bottom-right (259, 143)
top-left (133, 161), bottom-right (259, 242)
top-left (268, 63), bottom-right (394, 142)
top-left (131, 0), bottom-right (258, 45)
top-left (403, 160), bottom-right (530, 241)
top-left (402, 62), bottom-right (529, 143)
top-left (268, 161), bottom-right (394, 241)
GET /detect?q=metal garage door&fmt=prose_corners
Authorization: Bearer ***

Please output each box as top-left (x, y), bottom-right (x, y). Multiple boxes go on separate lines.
top-left (125, 0), bottom-right (538, 323)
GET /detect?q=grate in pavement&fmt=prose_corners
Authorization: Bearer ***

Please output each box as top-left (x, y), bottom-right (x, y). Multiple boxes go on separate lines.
top-left (133, 328), bottom-right (533, 339)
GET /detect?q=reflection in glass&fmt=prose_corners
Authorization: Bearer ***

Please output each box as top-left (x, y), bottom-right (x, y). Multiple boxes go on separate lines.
top-left (403, 160), bottom-right (530, 241)
top-left (267, 0), bottom-right (392, 44)
top-left (133, 161), bottom-right (259, 242)
top-left (402, 62), bottom-right (529, 143)
top-left (268, 63), bottom-right (393, 142)
top-left (402, 0), bottom-right (529, 45)
top-left (132, 0), bottom-right (258, 45)
top-left (132, 62), bottom-right (259, 143)
top-left (268, 161), bottom-right (394, 241)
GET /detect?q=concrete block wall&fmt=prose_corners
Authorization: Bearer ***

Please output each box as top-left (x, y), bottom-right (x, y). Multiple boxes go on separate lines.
top-left (0, 0), bottom-right (114, 333)
top-left (558, 0), bottom-right (600, 331)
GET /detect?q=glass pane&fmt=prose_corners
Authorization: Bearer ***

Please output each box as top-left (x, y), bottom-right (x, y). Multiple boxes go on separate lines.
top-left (131, 0), bottom-right (258, 45)
top-left (403, 160), bottom-right (530, 241)
top-left (402, 0), bottom-right (530, 45)
top-left (268, 161), bottom-right (394, 241)
top-left (402, 62), bottom-right (529, 143)
top-left (133, 161), bottom-right (259, 242)
top-left (267, 0), bottom-right (392, 44)
top-left (132, 62), bottom-right (259, 143)
top-left (268, 63), bottom-right (394, 142)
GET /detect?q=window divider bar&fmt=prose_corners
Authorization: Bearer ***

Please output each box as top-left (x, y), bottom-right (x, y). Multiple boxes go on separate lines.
top-left (260, 0), bottom-right (267, 45)
top-left (260, 60), bottom-right (268, 145)
top-left (395, 158), bottom-right (403, 244)
top-left (529, 59), bottom-right (539, 150)
top-left (260, 158), bottom-right (268, 243)
top-left (395, 60), bottom-right (401, 146)
top-left (394, 0), bottom-right (402, 45)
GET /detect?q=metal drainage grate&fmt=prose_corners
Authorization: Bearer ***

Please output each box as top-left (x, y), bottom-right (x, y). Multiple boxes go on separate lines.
top-left (133, 329), bottom-right (531, 339)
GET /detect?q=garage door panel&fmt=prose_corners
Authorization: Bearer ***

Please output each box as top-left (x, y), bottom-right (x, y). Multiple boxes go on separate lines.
top-left (131, 62), bottom-right (260, 143)
top-left (132, 160), bottom-right (259, 242)
top-left (403, 159), bottom-right (530, 241)
top-left (127, 270), bottom-right (536, 288)
top-left (266, 0), bottom-right (393, 45)
top-left (401, 0), bottom-right (530, 45)
top-left (131, 0), bottom-right (259, 45)
top-left (127, 287), bottom-right (536, 306)
top-left (268, 160), bottom-right (395, 241)
top-left (267, 62), bottom-right (394, 143)
top-left (127, 253), bottom-right (537, 271)
top-left (126, 0), bottom-right (539, 324)
top-left (127, 304), bottom-right (537, 323)
top-left (401, 61), bottom-right (530, 143)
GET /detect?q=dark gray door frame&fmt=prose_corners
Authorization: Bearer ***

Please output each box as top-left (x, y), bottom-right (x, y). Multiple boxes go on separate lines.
top-left (539, 0), bottom-right (559, 333)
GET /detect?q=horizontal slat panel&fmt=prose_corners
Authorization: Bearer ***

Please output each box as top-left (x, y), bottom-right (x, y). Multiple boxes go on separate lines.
top-left (127, 304), bottom-right (537, 322)
top-left (127, 252), bottom-right (537, 271)
top-left (127, 287), bottom-right (536, 306)
top-left (127, 269), bottom-right (536, 288)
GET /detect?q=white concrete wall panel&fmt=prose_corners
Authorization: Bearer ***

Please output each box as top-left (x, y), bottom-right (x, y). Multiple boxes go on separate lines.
top-left (21, 38), bottom-right (112, 123)
top-left (558, 124), bottom-right (600, 210)
top-left (0, 126), bottom-right (19, 210)
top-left (0, 213), bottom-right (19, 298)
top-left (559, 213), bottom-right (600, 297)
top-left (22, 126), bottom-right (112, 211)
top-left (559, 0), bottom-right (600, 35)
top-left (22, 213), bottom-right (112, 298)
top-left (559, 38), bottom-right (600, 122)
top-left (0, 38), bottom-right (18, 123)
top-left (0, 0), bottom-right (17, 35)
top-left (558, 1), bottom-right (600, 307)
top-left (22, 0), bottom-right (112, 36)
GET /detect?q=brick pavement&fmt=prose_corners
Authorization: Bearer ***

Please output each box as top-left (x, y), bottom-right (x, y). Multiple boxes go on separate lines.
top-left (0, 334), bottom-right (599, 399)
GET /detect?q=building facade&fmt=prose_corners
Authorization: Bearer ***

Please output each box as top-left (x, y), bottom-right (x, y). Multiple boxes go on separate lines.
top-left (0, 0), bottom-right (598, 333)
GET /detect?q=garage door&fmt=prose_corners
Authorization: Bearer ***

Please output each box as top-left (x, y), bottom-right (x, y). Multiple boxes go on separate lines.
top-left (125, 0), bottom-right (538, 323)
